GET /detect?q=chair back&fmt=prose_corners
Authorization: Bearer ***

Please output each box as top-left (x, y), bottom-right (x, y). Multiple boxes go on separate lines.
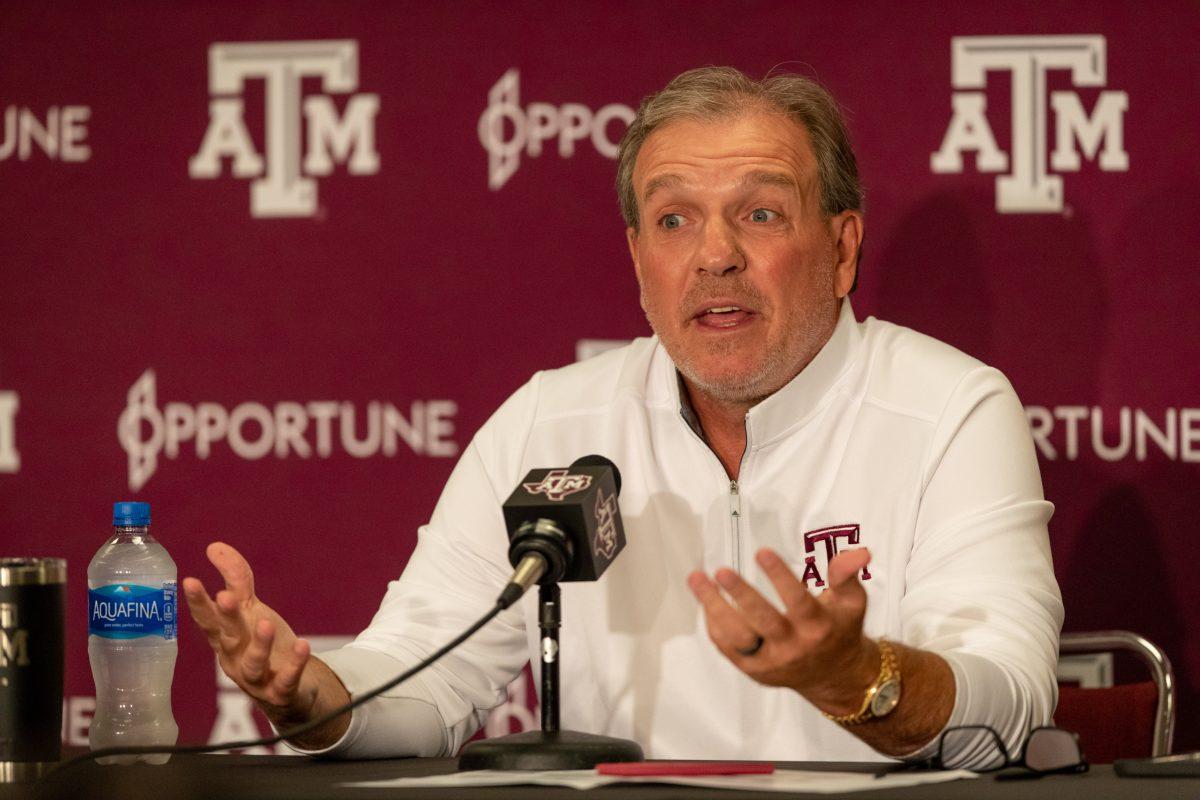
top-left (1056, 630), bottom-right (1175, 762)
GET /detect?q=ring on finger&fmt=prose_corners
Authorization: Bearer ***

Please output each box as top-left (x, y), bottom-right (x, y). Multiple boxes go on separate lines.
top-left (736, 635), bottom-right (765, 657)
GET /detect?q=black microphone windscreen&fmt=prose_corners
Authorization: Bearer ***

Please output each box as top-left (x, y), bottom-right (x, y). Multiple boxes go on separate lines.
top-left (569, 454), bottom-right (622, 496)
top-left (504, 456), bottom-right (626, 582)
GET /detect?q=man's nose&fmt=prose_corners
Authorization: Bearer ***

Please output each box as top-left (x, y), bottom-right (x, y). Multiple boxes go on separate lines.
top-left (696, 219), bottom-right (746, 276)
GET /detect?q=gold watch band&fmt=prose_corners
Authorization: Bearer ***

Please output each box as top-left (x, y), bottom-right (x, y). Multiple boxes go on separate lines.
top-left (823, 639), bottom-right (900, 726)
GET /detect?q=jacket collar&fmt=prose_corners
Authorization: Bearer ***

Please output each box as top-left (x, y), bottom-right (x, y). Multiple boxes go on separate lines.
top-left (670, 299), bottom-right (862, 447)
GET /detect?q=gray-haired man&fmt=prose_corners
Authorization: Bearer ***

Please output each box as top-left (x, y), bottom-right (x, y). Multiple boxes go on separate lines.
top-left (185, 67), bottom-right (1062, 766)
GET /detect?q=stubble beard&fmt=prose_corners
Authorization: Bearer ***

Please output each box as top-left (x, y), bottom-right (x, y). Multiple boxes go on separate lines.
top-left (641, 278), bottom-right (837, 409)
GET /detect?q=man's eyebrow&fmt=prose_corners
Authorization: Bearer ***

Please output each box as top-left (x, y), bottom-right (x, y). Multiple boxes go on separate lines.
top-left (642, 174), bottom-right (684, 203)
top-left (739, 170), bottom-right (799, 192)
top-left (642, 170), bottom-right (799, 204)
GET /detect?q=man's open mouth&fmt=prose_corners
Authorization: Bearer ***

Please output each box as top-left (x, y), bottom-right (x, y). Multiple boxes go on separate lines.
top-left (694, 306), bottom-right (755, 328)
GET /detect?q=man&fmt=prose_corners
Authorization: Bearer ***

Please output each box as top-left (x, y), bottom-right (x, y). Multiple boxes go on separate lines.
top-left (184, 67), bottom-right (1062, 765)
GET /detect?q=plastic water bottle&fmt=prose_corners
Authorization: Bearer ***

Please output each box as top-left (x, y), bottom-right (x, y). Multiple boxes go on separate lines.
top-left (87, 501), bottom-right (179, 764)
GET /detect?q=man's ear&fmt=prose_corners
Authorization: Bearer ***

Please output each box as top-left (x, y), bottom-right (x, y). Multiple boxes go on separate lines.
top-left (627, 226), bottom-right (648, 313)
top-left (831, 211), bottom-right (863, 298)
top-left (627, 226), bottom-right (642, 283)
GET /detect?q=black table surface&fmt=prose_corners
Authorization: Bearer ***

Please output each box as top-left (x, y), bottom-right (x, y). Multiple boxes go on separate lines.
top-left (10, 755), bottom-right (1200, 800)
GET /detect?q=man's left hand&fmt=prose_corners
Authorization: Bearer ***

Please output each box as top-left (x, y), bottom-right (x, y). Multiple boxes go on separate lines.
top-left (687, 546), bottom-right (880, 715)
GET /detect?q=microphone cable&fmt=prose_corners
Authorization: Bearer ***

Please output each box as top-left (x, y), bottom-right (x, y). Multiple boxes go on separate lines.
top-left (40, 599), bottom-right (508, 782)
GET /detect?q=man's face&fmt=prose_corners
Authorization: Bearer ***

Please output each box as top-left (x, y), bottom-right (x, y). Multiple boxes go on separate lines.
top-left (627, 111), bottom-right (861, 406)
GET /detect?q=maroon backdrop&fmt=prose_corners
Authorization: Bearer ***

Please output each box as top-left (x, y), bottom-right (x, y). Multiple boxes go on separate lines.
top-left (2, 1), bottom-right (1197, 755)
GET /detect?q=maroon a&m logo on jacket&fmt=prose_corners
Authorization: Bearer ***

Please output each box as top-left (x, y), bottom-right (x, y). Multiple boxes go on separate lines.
top-left (799, 524), bottom-right (872, 588)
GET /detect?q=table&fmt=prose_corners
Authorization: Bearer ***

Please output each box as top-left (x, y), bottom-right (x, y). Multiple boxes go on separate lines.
top-left (11, 755), bottom-right (1199, 800)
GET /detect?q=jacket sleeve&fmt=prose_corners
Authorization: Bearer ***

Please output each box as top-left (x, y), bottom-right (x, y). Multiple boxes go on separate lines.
top-left (900, 366), bottom-right (1064, 768)
top-left (287, 375), bottom-right (544, 758)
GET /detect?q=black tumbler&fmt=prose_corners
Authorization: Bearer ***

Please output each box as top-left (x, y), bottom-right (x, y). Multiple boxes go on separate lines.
top-left (0, 557), bottom-right (66, 783)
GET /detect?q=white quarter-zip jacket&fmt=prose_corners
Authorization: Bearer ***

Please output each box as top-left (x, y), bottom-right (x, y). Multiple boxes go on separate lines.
top-left (311, 301), bottom-right (1064, 764)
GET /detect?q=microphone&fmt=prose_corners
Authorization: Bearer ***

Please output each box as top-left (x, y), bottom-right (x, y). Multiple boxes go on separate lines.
top-left (495, 455), bottom-right (625, 609)
top-left (461, 453), bottom-right (643, 771)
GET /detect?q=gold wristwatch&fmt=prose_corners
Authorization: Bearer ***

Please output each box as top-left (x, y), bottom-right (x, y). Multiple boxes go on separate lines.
top-left (824, 639), bottom-right (902, 725)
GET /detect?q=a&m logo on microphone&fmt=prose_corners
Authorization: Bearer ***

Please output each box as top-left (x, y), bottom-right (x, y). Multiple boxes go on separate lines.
top-left (593, 489), bottom-right (618, 560)
top-left (931, 35), bottom-right (1128, 213)
top-left (523, 469), bottom-right (592, 502)
top-left (189, 40), bottom-right (380, 218)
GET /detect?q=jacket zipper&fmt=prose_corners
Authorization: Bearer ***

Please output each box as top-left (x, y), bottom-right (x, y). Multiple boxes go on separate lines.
top-left (729, 480), bottom-right (742, 573)
top-left (675, 393), bottom-right (750, 574)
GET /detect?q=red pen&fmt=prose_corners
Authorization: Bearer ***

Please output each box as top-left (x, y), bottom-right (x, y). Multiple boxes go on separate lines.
top-left (597, 761), bottom-right (775, 776)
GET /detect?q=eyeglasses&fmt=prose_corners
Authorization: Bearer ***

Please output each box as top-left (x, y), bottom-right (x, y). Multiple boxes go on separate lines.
top-left (919, 725), bottom-right (1089, 779)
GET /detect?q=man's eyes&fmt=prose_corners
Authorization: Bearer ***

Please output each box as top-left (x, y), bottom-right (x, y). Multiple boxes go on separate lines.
top-left (656, 208), bottom-right (778, 229)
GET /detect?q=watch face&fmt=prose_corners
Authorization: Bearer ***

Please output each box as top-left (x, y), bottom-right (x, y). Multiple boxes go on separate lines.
top-left (871, 679), bottom-right (902, 717)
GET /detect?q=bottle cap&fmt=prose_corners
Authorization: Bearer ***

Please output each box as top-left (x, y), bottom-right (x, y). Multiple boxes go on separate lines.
top-left (113, 501), bottom-right (151, 527)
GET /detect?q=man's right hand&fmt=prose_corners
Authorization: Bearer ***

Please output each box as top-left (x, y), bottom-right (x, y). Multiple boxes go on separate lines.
top-left (182, 542), bottom-right (351, 747)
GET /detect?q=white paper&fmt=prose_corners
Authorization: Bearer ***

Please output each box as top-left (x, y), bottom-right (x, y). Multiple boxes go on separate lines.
top-left (347, 767), bottom-right (977, 793)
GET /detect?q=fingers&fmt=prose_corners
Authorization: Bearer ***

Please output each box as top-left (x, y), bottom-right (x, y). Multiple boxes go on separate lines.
top-left (184, 577), bottom-right (256, 682)
top-left (241, 619), bottom-right (275, 686)
top-left (688, 571), bottom-right (766, 656)
top-left (207, 541), bottom-right (256, 603)
top-left (827, 548), bottom-right (870, 591)
top-left (825, 549), bottom-right (870, 613)
top-left (184, 577), bottom-right (254, 668)
top-left (215, 588), bottom-right (250, 646)
top-left (182, 577), bottom-right (222, 642)
top-left (713, 568), bottom-right (791, 640)
top-left (273, 638), bottom-right (311, 699)
top-left (755, 549), bottom-right (821, 620)
top-left (218, 614), bottom-right (310, 708)
top-left (688, 550), bottom-right (875, 697)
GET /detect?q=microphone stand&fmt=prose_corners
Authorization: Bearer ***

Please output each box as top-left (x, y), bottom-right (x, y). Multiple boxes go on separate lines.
top-left (457, 582), bottom-right (644, 770)
top-left (539, 583), bottom-right (561, 734)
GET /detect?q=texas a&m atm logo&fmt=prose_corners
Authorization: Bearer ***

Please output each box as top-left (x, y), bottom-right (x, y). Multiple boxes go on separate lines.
top-left (189, 40), bottom-right (380, 218)
top-left (593, 489), bottom-right (618, 559)
top-left (799, 525), bottom-right (872, 588)
top-left (931, 36), bottom-right (1128, 213)
top-left (523, 469), bottom-right (592, 502)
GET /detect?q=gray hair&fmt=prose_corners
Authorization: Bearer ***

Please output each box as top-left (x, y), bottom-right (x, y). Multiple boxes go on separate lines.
top-left (616, 66), bottom-right (863, 230)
